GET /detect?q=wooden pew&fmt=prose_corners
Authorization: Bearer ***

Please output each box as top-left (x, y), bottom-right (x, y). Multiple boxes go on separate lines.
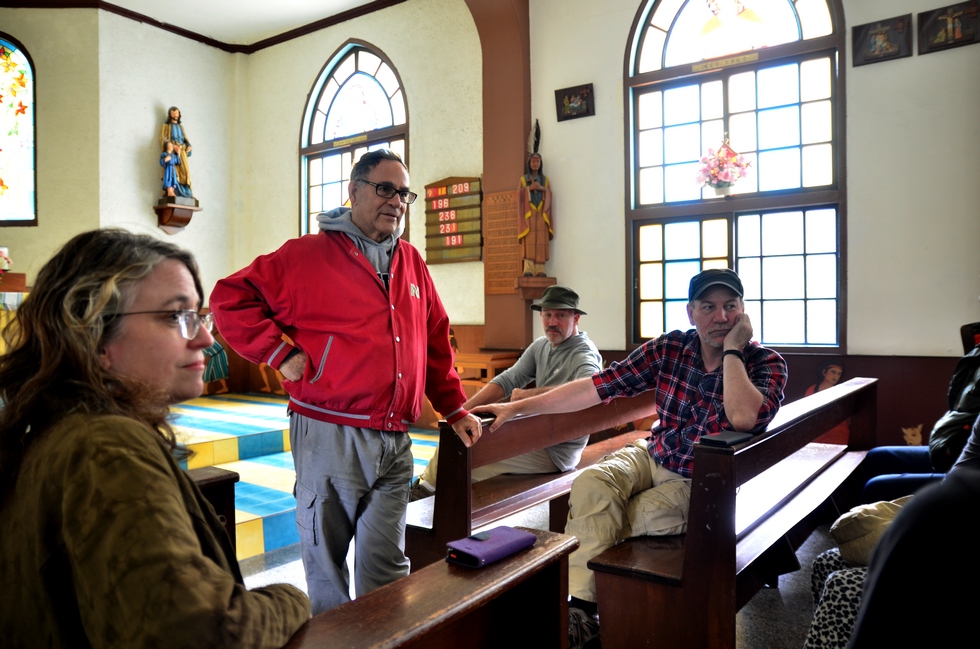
top-left (587, 377), bottom-right (878, 649)
top-left (283, 528), bottom-right (578, 649)
top-left (406, 391), bottom-right (657, 569)
top-left (188, 466), bottom-right (239, 549)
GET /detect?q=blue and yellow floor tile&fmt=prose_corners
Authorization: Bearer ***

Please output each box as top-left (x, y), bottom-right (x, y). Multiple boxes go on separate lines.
top-left (180, 395), bottom-right (439, 560)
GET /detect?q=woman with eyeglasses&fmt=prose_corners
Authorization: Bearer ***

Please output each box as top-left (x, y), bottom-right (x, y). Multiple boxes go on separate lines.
top-left (0, 229), bottom-right (309, 647)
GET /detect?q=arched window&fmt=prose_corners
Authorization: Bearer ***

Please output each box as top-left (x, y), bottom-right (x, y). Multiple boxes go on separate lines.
top-left (626, 0), bottom-right (845, 349)
top-left (299, 42), bottom-right (407, 234)
top-left (0, 33), bottom-right (36, 226)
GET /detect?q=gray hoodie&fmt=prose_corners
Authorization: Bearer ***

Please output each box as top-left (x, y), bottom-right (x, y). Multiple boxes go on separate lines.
top-left (317, 206), bottom-right (403, 282)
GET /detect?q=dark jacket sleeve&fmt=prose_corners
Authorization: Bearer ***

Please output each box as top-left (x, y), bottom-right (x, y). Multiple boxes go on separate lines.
top-left (60, 417), bottom-right (310, 648)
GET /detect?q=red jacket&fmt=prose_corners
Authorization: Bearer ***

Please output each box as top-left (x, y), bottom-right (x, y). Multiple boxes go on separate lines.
top-left (209, 231), bottom-right (468, 432)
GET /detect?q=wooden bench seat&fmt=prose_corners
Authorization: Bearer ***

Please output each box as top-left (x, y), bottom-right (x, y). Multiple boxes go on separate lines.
top-left (408, 433), bottom-right (641, 539)
top-left (282, 528), bottom-right (578, 649)
top-left (587, 377), bottom-right (878, 649)
top-left (406, 391), bottom-right (659, 569)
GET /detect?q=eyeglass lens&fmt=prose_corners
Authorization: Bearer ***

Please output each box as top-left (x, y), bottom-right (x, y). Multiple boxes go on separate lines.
top-left (178, 311), bottom-right (214, 340)
top-left (368, 181), bottom-right (417, 204)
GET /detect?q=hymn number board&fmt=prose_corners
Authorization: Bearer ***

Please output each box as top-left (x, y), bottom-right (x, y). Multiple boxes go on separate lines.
top-left (424, 177), bottom-right (482, 264)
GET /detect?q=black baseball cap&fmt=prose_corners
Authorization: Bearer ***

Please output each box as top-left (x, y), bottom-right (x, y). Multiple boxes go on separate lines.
top-left (689, 268), bottom-right (744, 301)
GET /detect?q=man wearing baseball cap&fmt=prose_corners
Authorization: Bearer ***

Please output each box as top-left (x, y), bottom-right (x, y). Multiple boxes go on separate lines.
top-left (474, 268), bottom-right (787, 647)
top-left (411, 285), bottom-right (602, 499)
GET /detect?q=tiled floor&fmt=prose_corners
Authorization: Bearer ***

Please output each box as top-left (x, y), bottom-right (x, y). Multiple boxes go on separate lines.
top-left (173, 394), bottom-right (440, 561)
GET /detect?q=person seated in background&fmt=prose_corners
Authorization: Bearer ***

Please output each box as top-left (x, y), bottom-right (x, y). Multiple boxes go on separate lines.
top-left (858, 444), bottom-right (944, 503)
top-left (804, 360), bottom-right (850, 444)
top-left (859, 340), bottom-right (980, 503)
top-left (0, 229), bottom-right (309, 648)
top-left (411, 285), bottom-right (602, 499)
top-left (805, 336), bottom-right (980, 647)
top-left (805, 360), bottom-right (843, 396)
top-left (846, 413), bottom-right (980, 648)
top-left (804, 411), bottom-right (980, 649)
top-left (803, 497), bottom-right (909, 649)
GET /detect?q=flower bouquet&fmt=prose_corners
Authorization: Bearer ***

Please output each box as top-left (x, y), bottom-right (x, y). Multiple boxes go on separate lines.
top-left (697, 140), bottom-right (751, 195)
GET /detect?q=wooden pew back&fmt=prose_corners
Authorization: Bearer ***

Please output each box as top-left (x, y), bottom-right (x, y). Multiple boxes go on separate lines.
top-left (589, 377), bottom-right (878, 649)
top-left (406, 391), bottom-right (656, 568)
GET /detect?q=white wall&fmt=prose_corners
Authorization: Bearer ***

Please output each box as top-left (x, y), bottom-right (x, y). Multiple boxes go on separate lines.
top-left (529, 0), bottom-right (980, 355)
top-left (529, 0), bottom-right (641, 349)
top-left (238, 0), bottom-right (485, 322)
top-left (0, 9), bottom-right (101, 279)
top-left (844, 0), bottom-right (980, 356)
top-left (97, 11), bottom-right (238, 299)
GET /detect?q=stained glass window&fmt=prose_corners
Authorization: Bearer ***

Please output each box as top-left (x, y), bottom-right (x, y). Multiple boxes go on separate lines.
top-left (300, 44), bottom-right (407, 234)
top-left (0, 35), bottom-right (35, 225)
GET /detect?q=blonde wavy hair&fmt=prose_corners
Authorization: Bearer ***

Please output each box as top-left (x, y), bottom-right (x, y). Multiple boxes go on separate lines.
top-left (0, 229), bottom-right (204, 497)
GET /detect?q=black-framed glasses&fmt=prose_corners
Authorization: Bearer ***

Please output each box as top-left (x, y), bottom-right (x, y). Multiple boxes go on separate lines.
top-left (359, 180), bottom-right (418, 204)
top-left (114, 310), bottom-right (214, 340)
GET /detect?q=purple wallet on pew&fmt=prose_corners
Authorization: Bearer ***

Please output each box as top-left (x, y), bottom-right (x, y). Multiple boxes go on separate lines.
top-left (446, 526), bottom-right (537, 568)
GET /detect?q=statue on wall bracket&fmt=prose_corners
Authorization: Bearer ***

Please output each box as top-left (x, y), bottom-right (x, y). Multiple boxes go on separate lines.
top-left (154, 105), bottom-right (201, 233)
top-left (517, 119), bottom-right (552, 278)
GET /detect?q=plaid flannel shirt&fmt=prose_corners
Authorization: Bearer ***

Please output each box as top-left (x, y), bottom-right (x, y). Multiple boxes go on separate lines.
top-left (591, 329), bottom-right (787, 478)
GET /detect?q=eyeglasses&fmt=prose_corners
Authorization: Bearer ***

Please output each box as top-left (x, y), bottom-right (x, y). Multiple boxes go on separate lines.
top-left (114, 310), bottom-right (214, 340)
top-left (359, 180), bottom-right (418, 204)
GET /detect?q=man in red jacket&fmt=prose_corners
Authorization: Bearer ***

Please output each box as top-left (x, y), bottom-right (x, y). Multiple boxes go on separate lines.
top-left (210, 149), bottom-right (482, 615)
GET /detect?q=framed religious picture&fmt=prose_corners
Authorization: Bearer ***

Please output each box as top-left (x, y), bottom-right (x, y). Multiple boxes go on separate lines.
top-left (919, 1), bottom-right (980, 55)
top-left (554, 83), bottom-right (595, 122)
top-left (852, 15), bottom-right (913, 66)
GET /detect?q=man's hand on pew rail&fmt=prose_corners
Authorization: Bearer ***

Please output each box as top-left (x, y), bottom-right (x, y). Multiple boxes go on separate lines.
top-left (473, 377), bottom-right (603, 433)
top-left (451, 413), bottom-right (484, 448)
top-left (472, 401), bottom-right (520, 433)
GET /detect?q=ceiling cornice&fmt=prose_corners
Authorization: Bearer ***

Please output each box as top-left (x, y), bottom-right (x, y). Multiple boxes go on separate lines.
top-left (1, 0), bottom-right (409, 53)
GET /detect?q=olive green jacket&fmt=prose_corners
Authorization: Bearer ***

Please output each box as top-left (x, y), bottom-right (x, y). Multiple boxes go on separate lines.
top-left (0, 413), bottom-right (310, 648)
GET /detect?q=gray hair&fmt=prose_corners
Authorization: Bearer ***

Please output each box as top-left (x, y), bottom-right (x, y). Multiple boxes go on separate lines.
top-left (351, 149), bottom-right (406, 183)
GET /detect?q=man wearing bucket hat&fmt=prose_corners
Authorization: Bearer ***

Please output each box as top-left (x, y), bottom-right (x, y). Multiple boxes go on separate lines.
top-left (473, 268), bottom-right (787, 647)
top-left (411, 285), bottom-right (602, 499)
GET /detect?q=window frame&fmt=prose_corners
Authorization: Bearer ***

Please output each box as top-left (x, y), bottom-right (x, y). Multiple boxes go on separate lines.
top-left (0, 32), bottom-right (37, 228)
top-left (631, 202), bottom-right (843, 348)
top-left (298, 40), bottom-right (409, 237)
top-left (623, 0), bottom-right (847, 353)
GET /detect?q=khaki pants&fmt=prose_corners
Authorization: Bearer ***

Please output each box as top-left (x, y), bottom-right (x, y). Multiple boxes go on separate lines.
top-left (566, 440), bottom-right (692, 602)
top-left (418, 444), bottom-right (559, 489)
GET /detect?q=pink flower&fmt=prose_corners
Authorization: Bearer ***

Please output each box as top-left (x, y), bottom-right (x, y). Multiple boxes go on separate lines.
top-left (696, 142), bottom-right (751, 188)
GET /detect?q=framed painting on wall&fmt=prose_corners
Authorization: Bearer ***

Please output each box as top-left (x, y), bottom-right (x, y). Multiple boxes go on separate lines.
top-left (919, 1), bottom-right (980, 54)
top-left (554, 84), bottom-right (595, 122)
top-left (852, 15), bottom-right (913, 66)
